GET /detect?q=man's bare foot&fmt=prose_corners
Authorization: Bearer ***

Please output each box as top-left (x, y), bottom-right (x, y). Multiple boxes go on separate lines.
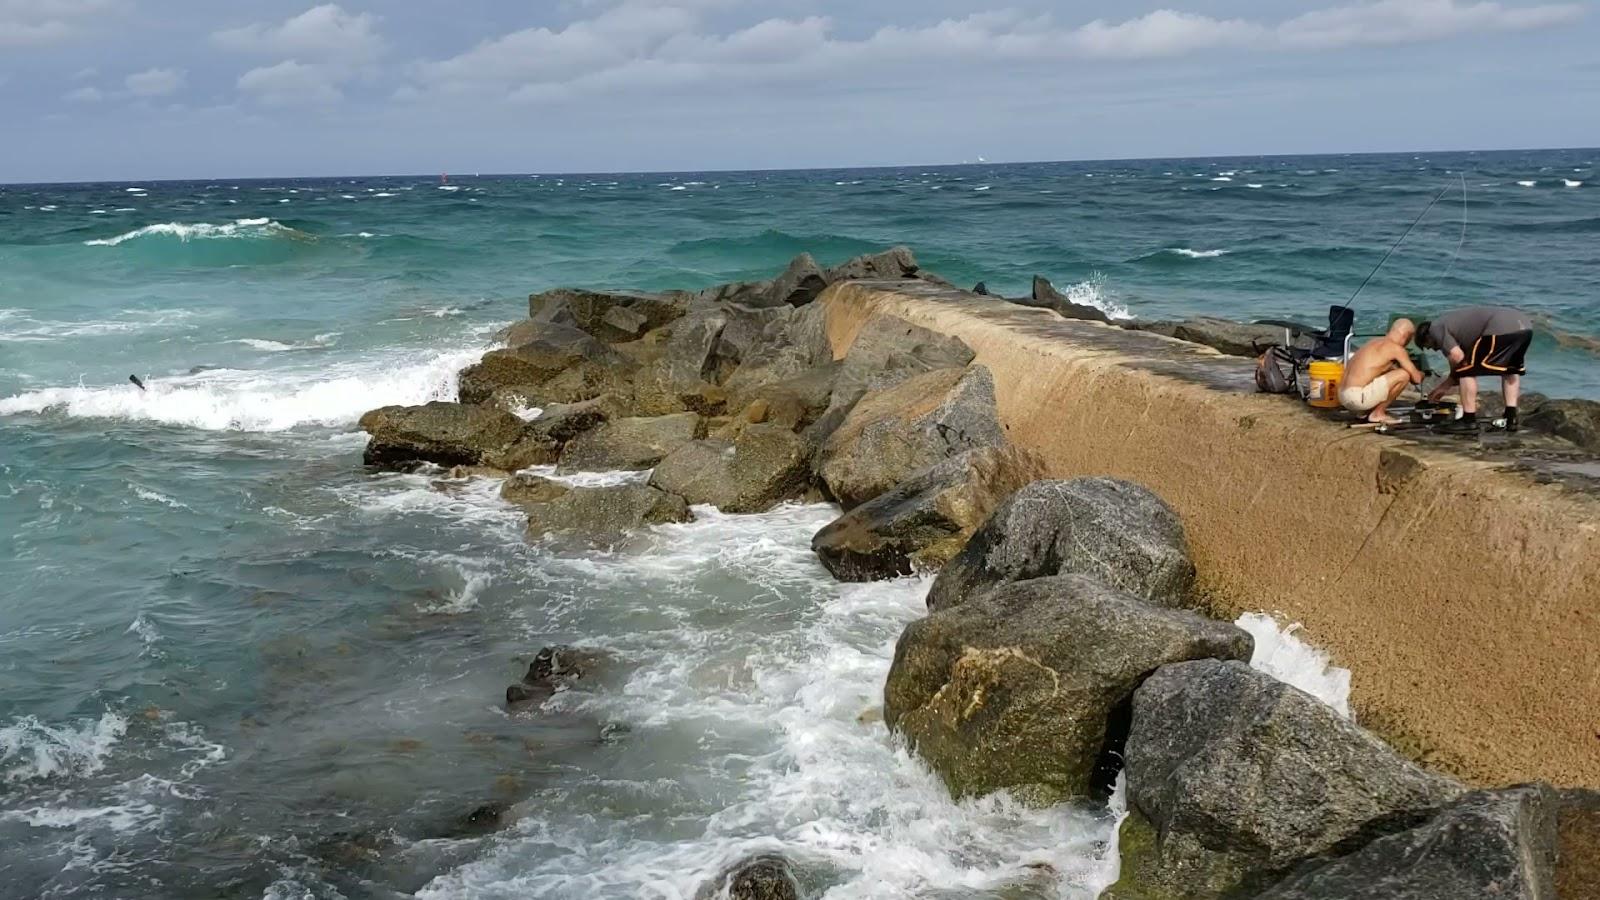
top-left (1365, 412), bottom-right (1403, 426)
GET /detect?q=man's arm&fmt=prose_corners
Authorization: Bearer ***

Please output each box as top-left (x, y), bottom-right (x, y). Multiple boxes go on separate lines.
top-left (1428, 372), bottom-right (1459, 402)
top-left (1392, 345), bottom-right (1424, 384)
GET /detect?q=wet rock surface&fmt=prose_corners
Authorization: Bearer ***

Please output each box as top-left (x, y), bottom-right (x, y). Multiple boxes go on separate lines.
top-left (648, 423), bottom-right (813, 513)
top-left (1119, 659), bottom-right (1461, 899)
top-left (524, 483), bottom-right (693, 541)
top-left (360, 402), bottom-right (534, 471)
top-left (506, 645), bottom-right (617, 707)
top-left (927, 478), bottom-right (1196, 612)
top-left (694, 853), bottom-right (802, 900)
top-left (557, 412), bottom-right (704, 472)
top-left (883, 575), bottom-right (1253, 803)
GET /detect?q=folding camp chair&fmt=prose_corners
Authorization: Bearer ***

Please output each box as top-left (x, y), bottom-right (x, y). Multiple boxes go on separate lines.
top-left (1253, 306), bottom-right (1356, 401)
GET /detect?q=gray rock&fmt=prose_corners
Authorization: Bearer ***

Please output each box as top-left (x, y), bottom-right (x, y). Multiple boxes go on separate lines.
top-left (694, 853), bottom-right (800, 900)
top-left (360, 402), bottom-right (532, 471)
top-left (818, 366), bottom-right (1004, 509)
top-left (506, 645), bottom-right (617, 707)
top-left (1523, 397), bottom-right (1600, 453)
top-left (767, 252), bottom-right (828, 307)
top-left (1254, 786), bottom-right (1558, 900)
top-left (694, 280), bottom-right (774, 308)
top-left (527, 287), bottom-right (686, 342)
top-left (972, 281), bottom-right (992, 296)
top-left (1557, 788), bottom-right (1600, 897)
top-left (811, 445), bottom-right (1045, 581)
top-left (557, 412), bottom-right (704, 473)
top-left (1029, 275), bottom-right (1111, 323)
top-left (1122, 659), bottom-right (1461, 898)
top-left (1130, 317), bottom-right (1286, 358)
top-left (527, 394), bottom-right (631, 446)
top-left (458, 334), bottom-right (627, 405)
top-left (824, 246), bottom-right (920, 282)
top-left (926, 478), bottom-right (1196, 612)
top-left (724, 361), bottom-right (840, 433)
top-left (648, 424), bottom-right (813, 514)
top-left (498, 319), bottom-right (601, 349)
top-left (525, 483), bottom-right (693, 541)
top-left (884, 575), bottom-right (1253, 803)
top-left (499, 473), bottom-right (570, 510)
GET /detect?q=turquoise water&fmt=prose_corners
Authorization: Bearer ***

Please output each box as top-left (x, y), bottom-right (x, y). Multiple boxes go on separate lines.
top-left (0, 151), bottom-right (1593, 898)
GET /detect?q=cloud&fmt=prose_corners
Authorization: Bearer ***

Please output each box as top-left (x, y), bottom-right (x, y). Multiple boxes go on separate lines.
top-left (237, 59), bottom-right (343, 107)
top-left (213, 4), bottom-right (383, 64)
top-left (125, 67), bottom-right (184, 97)
top-left (405, 0), bottom-right (1585, 102)
top-left (0, 0), bottom-right (119, 47)
top-left (63, 84), bottom-right (102, 102)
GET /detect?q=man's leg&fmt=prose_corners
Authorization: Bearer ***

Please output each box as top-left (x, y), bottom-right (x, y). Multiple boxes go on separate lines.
top-left (1459, 375), bottom-right (1479, 415)
top-left (1496, 373), bottom-right (1522, 431)
top-left (1369, 371), bottom-right (1408, 422)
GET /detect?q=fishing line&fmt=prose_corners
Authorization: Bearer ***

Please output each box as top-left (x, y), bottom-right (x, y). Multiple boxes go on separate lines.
top-left (1431, 173), bottom-right (1469, 290)
top-left (1337, 181), bottom-right (1456, 316)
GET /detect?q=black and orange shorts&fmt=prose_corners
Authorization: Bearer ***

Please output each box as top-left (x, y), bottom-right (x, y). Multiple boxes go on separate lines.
top-left (1454, 329), bottom-right (1532, 378)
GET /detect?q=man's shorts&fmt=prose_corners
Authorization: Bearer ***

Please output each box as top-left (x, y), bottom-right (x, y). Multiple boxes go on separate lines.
top-left (1454, 329), bottom-right (1532, 378)
top-left (1339, 369), bottom-right (1405, 413)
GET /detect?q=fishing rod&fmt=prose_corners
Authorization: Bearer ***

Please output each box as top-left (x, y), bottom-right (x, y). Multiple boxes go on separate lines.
top-left (1336, 179), bottom-right (1462, 317)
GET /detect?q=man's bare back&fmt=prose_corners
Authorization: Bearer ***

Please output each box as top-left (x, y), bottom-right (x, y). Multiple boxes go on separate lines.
top-left (1338, 319), bottom-right (1423, 423)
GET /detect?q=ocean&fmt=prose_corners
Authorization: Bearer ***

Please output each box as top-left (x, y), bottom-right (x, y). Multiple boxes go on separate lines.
top-left (0, 149), bottom-right (1588, 898)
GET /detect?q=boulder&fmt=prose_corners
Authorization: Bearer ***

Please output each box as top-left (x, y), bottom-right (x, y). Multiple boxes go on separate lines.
top-left (825, 246), bottom-right (920, 282)
top-left (1131, 317), bottom-right (1286, 358)
top-left (499, 473), bottom-right (570, 511)
top-left (1030, 275), bottom-right (1111, 323)
top-left (1120, 660), bottom-right (1461, 898)
top-left (525, 483), bottom-right (692, 541)
top-left (724, 362), bottom-right (840, 433)
top-left (694, 853), bottom-right (801, 900)
top-left (811, 445), bottom-right (1045, 581)
top-left (458, 335), bottom-right (627, 405)
top-left (557, 413), bottom-right (703, 473)
top-left (926, 478), bottom-right (1196, 612)
top-left (527, 287), bottom-right (686, 343)
top-left (818, 366), bottom-right (1003, 509)
top-left (1253, 786), bottom-right (1558, 900)
top-left (1557, 788), bottom-right (1600, 898)
top-left (883, 575), bottom-right (1254, 803)
top-left (972, 281), bottom-right (992, 296)
top-left (694, 280), bottom-right (774, 308)
top-left (629, 310), bottom-right (740, 415)
top-left (526, 394), bottom-right (630, 446)
top-left (506, 645), bottom-right (616, 707)
top-left (497, 319), bottom-right (600, 351)
top-left (360, 402), bottom-right (536, 471)
top-left (648, 424), bottom-right (813, 513)
top-left (767, 252), bottom-right (828, 307)
top-left (1523, 397), bottom-right (1600, 453)
top-left (829, 312), bottom-right (975, 404)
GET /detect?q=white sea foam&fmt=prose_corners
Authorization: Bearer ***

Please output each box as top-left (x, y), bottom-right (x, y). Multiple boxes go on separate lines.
top-left (1058, 272), bottom-right (1131, 320)
top-left (0, 343), bottom-right (488, 432)
top-left (0, 712), bottom-right (128, 782)
top-left (132, 486), bottom-right (190, 510)
top-left (1211, 176), bottom-right (1233, 182)
top-left (1517, 180), bottom-right (1537, 187)
top-left (1236, 612), bottom-right (1352, 716)
top-left (226, 332), bottom-right (340, 353)
top-left (0, 308), bottom-right (198, 342)
top-left (84, 218), bottom-right (292, 247)
top-left (1564, 179), bottom-right (1583, 188)
top-left (1247, 183), bottom-right (1264, 189)
top-left (1165, 247), bottom-right (1229, 259)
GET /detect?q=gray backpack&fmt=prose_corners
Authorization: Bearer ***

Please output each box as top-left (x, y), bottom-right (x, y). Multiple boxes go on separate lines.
top-left (1254, 345), bottom-right (1298, 395)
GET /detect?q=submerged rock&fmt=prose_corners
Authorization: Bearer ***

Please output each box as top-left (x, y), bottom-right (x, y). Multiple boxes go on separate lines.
top-left (557, 412), bottom-right (703, 473)
top-left (818, 366), bottom-right (1003, 509)
top-left (694, 853), bottom-right (801, 900)
top-left (1119, 659), bottom-right (1461, 899)
top-left (883, 575), bottom-right (1253, 803)
top-left (926, 478), bottom-right (1196, 612)
top-left (648, 424), bottom-right (813, 513)
top-left (506, 645), bottom-right (616, 707)
top-left (524, 483), bottom-right (693, 541)
top-left (360, 402), bottom-right (535, 471)
top-left (811, 445), bottom-right (1045, 581)
top-left (1252, 785), bottom-right (1558, 900)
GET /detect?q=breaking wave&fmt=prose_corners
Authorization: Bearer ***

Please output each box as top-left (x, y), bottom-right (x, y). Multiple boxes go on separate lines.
top-left (1, 712), bottom-right (128, 783)
top-left (83, 218), bottom-right (305, 247)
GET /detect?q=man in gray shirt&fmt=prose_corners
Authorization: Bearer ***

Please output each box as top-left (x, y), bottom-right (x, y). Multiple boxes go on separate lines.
top-left (1415, 306), bottom-right (1533, 434)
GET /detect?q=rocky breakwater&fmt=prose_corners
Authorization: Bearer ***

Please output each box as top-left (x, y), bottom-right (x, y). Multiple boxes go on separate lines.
top-left (354, 247), bottom-right (1596, 897)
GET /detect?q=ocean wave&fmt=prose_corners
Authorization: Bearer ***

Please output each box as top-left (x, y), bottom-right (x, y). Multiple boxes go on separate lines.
top-left (1236, 613), bottom-right (1351, 716)
top-left (1057, 272), bottom-right (1131, 320)
top-left (1164, 247), bottom-right (1229, 259)
top-left (1564, 179), bottom-right (1584, 188)
top-left (0, 343), bottom-right (487, 432)
top-left (0, 308), bottom-right (200, 342)
top-left (225, 332), bottom-right (340, 353)
top-left (1, 712), bottom-right (128, 782)
top-left (84, 218), bottom-right (305, 247)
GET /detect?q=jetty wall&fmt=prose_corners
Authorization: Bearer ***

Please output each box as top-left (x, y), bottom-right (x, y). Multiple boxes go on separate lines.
top-left (820, 280), bottom-right (1600, 788)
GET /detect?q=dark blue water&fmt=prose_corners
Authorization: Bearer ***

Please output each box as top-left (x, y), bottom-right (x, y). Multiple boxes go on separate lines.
top-left (0, 150), bottom-right (1591, 899)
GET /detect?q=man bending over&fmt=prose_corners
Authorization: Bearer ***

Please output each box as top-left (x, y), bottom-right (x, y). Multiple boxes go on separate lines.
top-left (1416, 306), bottom-right (1533, 434)
top-left (1340, 318), bottom-right (1423, 425)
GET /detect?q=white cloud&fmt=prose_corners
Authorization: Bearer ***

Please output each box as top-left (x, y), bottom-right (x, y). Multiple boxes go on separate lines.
top-left (125, 67), bottom-right (184, 97)
top-left (213, 4), bottom-right (383, 64)
top-left (237, 59), bottom-right (343, 107)
top-left (0, 0), bottom-right (119, 46)
top-left (406, 0), bottom-right (1585, 102)
top-left (63, 84), bottom-right (102, 102)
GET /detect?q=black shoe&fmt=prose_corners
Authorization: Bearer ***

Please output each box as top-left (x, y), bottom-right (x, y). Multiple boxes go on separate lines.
top-left (1436, 418), bottom-right (1480, 436)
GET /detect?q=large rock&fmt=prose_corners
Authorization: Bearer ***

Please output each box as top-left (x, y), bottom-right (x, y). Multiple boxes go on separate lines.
top-left (1029, 275), bottom-right (1111, 323)
top-left (527, 287), bottom-right (686, 343)
top-left (1120, 660), bottom-right (1461, 898)
top-left (825, 245), bottom-right (920, 282)
top-left (1557, 788), bottom-right (1600, 897)
top-left (724, 361), bottom-right (840, 433)
top-left (694, 853), bottom-right (800, 900)
top-left (525, 394), bottom-right (630, 447)
top-left (1131, 317), bottom-right (1286, 358)
top-left (884, 575), bottom-right (1253, 803)
top-left (647, 424), bottom-right (812, 513)
top-left (767, 252), bottom-right (828, 307)
top-left (498, 319), bottom-right (600, 350)
top-left (557, 412), bottom-right (703, 473)
top-left (926, 478), bottom-right (1196, 612)
top-left (499, 473), bottom-right (570, 510)
top-left (1253, 786), bottom-right (1558, 900)
top-left (1524, 397), bottom-right (1600, 453)
top-left (458, 334), bottom-right (627, 405)
top-left (360, 402), bottom-right (547, 471)
top-left (828, 312), bottom-right (975, 406)
top-left (818, 366), bottom-right (1003, 509)
top-left (525, 483), bottom-right (692, 541)
top-left (811, 445), bottom-right (1045, 581)
top-left (506, 645), bottom-right (618, 707)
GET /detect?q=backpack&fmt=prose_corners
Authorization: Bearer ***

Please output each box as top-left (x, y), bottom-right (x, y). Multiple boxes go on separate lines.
top-left (1254, 345), bottom-right (1298, 395)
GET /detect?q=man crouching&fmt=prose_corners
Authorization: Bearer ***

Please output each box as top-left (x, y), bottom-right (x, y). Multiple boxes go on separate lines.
top-left (1339, 318), bottom-right (1424, 425)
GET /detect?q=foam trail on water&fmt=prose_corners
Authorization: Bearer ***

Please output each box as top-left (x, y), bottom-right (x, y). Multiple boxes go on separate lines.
top-left (83, 218), bottom-right (297, 246)
top-left (1165, 248), bottom-right (1229, 259)
top-left (0, 712), bottom-right (129, 782)
top-left (1236, 613), bottom-right (1352, 716)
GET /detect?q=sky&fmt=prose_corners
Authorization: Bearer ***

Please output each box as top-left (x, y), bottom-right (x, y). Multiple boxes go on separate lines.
top-left (1, 0), bottom-right (1596, 181)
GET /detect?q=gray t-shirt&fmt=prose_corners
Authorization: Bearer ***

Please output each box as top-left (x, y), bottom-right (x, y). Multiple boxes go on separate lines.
top-left (1426, 306), bottom-right (1532, 355)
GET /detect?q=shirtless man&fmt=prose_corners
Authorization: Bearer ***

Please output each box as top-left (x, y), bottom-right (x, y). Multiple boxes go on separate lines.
top-left (1339, 318), bottom-right (1423, 425)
